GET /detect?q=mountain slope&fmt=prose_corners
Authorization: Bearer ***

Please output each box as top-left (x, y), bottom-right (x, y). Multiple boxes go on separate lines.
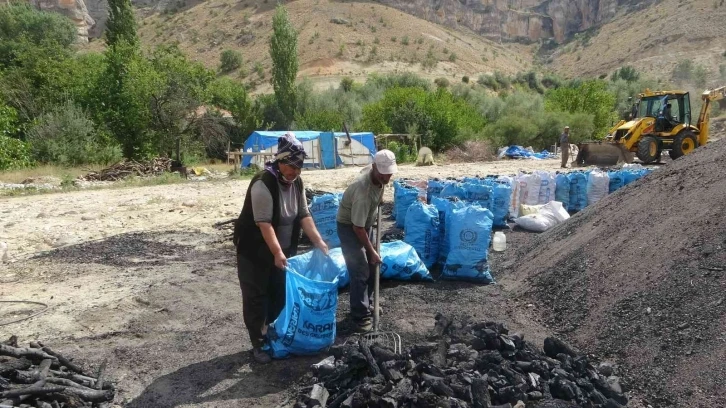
top-left (547, 0), bottom-right (726, 83)
top-left (129, 0), bottom-right (532, 92)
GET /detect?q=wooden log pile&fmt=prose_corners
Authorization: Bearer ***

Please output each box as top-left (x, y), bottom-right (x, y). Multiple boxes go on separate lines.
top-left (294, 314), bottom-right (628, 408)
top-left (79, 158), bottom-right (172, 182)
top-left (0, 336), bottom-right (115, 408)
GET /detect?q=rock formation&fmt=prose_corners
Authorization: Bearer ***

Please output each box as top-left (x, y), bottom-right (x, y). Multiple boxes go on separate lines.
top-left (28, 0), bottom-right (96, 42)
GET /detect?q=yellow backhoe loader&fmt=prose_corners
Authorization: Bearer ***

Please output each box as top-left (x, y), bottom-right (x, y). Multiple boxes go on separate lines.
top-left (575, 86), bottom-right (726, 166)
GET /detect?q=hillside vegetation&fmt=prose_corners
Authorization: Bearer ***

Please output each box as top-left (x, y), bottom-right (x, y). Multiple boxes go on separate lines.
top-left (128, 0), bottom-right (532, 93)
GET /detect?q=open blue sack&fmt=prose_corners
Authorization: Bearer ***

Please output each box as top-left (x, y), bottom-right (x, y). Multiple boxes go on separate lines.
top-left (310, 193), bottom-right (342, 248)
top-left (427, 179), bottom-right (445, 204)
top-left (440, 182), bottom-right (467, 201)
top-left (267, 248), bottom-right (340, 359)
top-left (442, 205), bottom-right (495, 283)
top-left (555, 174), bottom-right (570, 210)
top-left (491, 182), bottom-right (512, 227)
top-left (568, 172), bottom-right (588, 212)
top-left (395, 184), bottom-right (419, 228)
top-left (608, 171), bottom-right (624, 193)
top-left (463, 182), bottom-right (494, 210)
top-left (404, 201), bottom-right (440, 268)
top-left (432, 197), bottom-right (465, 264)
top-left (380, 241), bottom-right (433, 281)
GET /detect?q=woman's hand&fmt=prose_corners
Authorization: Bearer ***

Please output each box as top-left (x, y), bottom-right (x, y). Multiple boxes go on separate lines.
top-left (274, 251), bottom-right (288, 270)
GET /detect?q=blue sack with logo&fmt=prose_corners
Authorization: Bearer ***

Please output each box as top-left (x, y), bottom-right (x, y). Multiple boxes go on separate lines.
top-left (267, 249), bottom-right (341, 359)
top-left (394, 184), bottom-right (419, 228)
top-left (380, 240), bottom-right (432, 281)
top-left (567, 172), bottom-right (588, 212)
top-left (555, 173), bottom-right (570, 209)
top-left (404, 201), bottom-right (440, 268)
top-left (463, 182), bottom-right (494, 210)
top-left (432, 197), bottom-right (465, 264)
top-left (310, 193), bottom-right (342, 248)
top-left (442, 205), bottom-right (495, 283)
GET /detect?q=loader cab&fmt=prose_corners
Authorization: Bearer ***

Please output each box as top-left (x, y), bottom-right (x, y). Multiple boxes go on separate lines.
top-left (637, 92), bottom-right (692, 130)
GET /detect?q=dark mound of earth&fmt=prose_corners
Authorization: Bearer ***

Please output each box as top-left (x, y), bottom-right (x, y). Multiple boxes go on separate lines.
top-left (500, 139), bottom-right (726, 407)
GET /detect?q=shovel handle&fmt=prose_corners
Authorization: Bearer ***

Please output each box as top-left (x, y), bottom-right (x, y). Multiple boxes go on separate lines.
top-left (373, 204), bottom-right (382, 331)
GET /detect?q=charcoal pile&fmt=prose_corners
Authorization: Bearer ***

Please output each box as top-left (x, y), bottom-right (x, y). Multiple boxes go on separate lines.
top-left (79, 157), bottom-right (172, 181)
top-left (0, 336), bottom-right (115, 407)
top-left (294, 315), bottom-right (627, 408)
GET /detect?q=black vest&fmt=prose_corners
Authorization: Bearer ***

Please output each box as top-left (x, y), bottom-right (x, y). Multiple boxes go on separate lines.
top-left (233, 171), bottom-right (304, 262)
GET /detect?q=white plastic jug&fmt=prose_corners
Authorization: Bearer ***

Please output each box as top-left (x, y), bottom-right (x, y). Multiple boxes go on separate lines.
top-left (492, 232), bottom-right (506, 252)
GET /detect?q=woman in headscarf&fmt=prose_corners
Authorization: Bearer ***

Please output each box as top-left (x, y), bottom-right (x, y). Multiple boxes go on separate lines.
top-left (233, 132), bottom-right (328, 363)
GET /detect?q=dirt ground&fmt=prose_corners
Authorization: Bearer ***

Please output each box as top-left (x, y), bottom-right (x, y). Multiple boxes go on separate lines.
top-left (1, 158), bottom-right (571, 408)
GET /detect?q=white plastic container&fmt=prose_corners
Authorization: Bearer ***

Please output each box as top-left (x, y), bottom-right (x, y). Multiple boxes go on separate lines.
top-left (492, 232), bottom-right (506, 252)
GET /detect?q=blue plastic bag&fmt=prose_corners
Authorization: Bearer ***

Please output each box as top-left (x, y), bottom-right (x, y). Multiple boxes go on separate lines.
top-left (404, 201), bottom-right (440, 268)
top-left (491, 182), bottom-right (512, 227)
top-left (380, 240), bottom-right (433, 281)
top-left (309, 193), bottom-right (342, 248)
top-left (394, 184), bottom-right (419, 228)
top-left (442, 205), bottom-right (495, 283)
top-left (463, 182), bottom-right (494, 210)
top-left (427, 179), bottom-right (445, 204)
top-left (432, 197), bottom-right (465, 264)
top-left (267, 249), bottom-right (340, 359)
top-left (568, 172), bottom-right (588, 212)
top-left (608, 171), bottom-right (624, 193)
top-left (555, 174), bottom-right (570, 209)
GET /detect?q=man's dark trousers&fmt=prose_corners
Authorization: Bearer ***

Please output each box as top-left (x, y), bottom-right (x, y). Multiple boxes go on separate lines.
top-left (337, 222), bottom-right (376, 321)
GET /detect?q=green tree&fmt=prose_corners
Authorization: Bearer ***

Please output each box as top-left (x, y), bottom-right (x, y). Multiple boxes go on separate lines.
top-left (544, 80), bottom-right (617, 138)
top-left (0, 3), bottom-right (76, 68)
top-left (106, 0), bottom-right (139, 47)
top-left (269, 5), bottom-right (298, 128)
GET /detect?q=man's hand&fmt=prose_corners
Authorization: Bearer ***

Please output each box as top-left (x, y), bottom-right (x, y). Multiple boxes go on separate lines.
top-left (274, 251), bottom-right (288, 270)
top-left (315, 240), bottom-right (329, 256)
top-left (367, 250), bottom-right (382, 265)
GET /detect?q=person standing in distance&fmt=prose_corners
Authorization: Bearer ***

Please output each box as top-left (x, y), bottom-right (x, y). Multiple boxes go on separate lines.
top-left (233, 132), bottom-right (329, 364)
top-left (336, 150), bottom-right (398, 333)
top-left (560, 126), bottom-right (570, 169)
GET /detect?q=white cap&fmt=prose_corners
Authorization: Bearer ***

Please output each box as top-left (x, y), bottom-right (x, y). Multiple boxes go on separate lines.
top-left (374, 149), bottom-right (398, 175)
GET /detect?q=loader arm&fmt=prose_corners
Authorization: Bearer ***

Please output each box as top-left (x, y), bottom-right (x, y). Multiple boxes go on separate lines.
top-left (696, 86), bottom-right (726, 146)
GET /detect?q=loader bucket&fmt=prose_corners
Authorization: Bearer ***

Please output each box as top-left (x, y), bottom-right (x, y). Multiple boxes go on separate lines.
top-left (575, 142), bottom-right (633, 167)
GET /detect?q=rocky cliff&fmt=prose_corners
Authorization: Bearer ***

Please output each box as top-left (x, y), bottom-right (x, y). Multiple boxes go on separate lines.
top-left (376, 0), bottom-right (654, 43)
top-left (28, 0), bottom-right (96, 42)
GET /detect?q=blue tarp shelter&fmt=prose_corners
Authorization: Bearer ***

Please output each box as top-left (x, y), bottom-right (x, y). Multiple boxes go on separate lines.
top-left (241, 131), bottom-right (377, 169)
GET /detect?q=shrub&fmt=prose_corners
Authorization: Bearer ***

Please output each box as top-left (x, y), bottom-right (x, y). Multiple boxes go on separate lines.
top-left (340, 77), bottom-right (354, 92)
top-left (461, 76), bottom-right (469, 83)
top-left (477, 74), bottom-right (499, 91)
top-left (434, 77), bottom-right (450, 88)
top-left (448, 53), bottom-right (457, 62)
top-left (672, 60), bottom-right (693, 82)
top-left (26, 101), bottom-right (122, 166)
top-left (0, 135), bottom-right (33, 170)
top-left (219, 49), bottom-right (243, 73)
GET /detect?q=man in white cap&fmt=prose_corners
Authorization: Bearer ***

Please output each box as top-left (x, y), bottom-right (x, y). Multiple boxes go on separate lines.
top-left (560, 126), bottom-right (570, 169)
top-left (336, 149), bottom-right (398, 333)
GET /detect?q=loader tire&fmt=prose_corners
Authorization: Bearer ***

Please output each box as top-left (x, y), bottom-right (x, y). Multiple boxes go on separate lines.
top-left (636, 136), bottom-right (659, 164)
top-left (670, 131), bottom-right (698, 160)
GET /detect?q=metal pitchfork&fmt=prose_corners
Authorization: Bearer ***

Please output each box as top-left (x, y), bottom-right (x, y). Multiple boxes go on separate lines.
top-left (360, 204), bottom-right (402, 354)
